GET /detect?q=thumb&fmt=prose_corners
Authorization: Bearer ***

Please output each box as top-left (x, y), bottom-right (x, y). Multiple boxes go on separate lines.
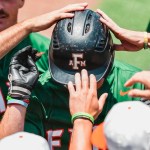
top-left (113, 44), bottom-right (125, 51)
top-left (98, 93), bottom-right (108, 112)
top-left (128, 89), bottom-right (150, 99)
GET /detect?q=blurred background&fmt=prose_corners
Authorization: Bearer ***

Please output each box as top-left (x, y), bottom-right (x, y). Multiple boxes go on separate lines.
top-left (19, 0), bottom-right (150, 70)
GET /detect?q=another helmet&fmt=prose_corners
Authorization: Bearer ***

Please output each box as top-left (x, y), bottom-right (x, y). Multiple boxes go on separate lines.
top-left (49, 9), bottom-right (114, 85)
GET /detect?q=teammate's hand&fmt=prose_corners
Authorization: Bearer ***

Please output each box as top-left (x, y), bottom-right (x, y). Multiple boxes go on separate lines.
top-left (26, 3), bottom-right (88, 32)
top-left (68, 69), bottom-right (108, 120)
top-left (8, 46), bottom-right (40, 100)
top-left (96, 9), bottom-right (145, 51)
top-left (125, 71), bottom-right (150, 99)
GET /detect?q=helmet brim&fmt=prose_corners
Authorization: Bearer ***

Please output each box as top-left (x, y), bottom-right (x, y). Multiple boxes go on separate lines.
top-left (49, 54), bottom-right (114, 85)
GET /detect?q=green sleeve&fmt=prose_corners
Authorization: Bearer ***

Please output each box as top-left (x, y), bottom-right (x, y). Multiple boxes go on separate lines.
top-left (29, 33), bottom-right (50, 74)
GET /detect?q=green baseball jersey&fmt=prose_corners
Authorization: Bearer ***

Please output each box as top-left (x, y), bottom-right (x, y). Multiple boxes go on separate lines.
top-left (25, 60), bottom-right (144, 150)
top-left (0, 33), bottom-right (50, 115)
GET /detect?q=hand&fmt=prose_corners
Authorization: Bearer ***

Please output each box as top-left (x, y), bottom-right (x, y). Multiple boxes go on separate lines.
top-left (8, 46), bottom-right (40, 100)
top-left (96, 9), bottom-right (145, 51)
top-left (27, 3), bottom-right (88, 32)
top-left (68, 69), bottom-right (108, 120)
top-left (125, 71), bottom-right (150, 99)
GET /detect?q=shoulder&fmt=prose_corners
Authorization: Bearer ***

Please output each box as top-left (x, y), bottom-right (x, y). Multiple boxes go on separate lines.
top-left (107, 59), bottom-right (143, 86)
top-left (28, 33), bottom-right (50, 50)
top-left (29, 33), bottom-right (50, 42)
top-left (113, 60), bottom-right (142, 73)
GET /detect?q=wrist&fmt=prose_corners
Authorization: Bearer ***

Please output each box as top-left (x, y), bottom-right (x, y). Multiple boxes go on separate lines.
top-left (20, 19), bottom-right (33, 33)
top-left (7, 96), bottom-right (30, 108)
top-left (73, 118), bottom-right (93, 126)
top-left (73, 119), bottom-right (93, 135)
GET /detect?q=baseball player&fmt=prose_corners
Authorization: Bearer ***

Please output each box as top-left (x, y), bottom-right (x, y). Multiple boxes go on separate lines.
top-left (0, 3), bottom-right (88, 138)
top-left (6, 10), bottom-right (144, 150)
top-left (97, 9), bottom-right (150, 102)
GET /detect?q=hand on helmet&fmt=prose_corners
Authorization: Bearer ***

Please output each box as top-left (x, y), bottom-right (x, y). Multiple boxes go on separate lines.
top-left (97, 9), bottom-right (145, 51)
top-left (27, 3), bottom-right (88, 32)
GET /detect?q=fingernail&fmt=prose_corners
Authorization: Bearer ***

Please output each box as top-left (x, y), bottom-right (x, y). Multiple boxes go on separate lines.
top-left (105, 93), bottom-right (108, 97)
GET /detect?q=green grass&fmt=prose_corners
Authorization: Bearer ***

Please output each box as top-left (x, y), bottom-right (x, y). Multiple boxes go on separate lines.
top-left (98, 0), bottom-right (150, 70)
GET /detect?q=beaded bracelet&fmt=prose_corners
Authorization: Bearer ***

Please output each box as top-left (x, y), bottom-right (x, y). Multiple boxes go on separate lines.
top-left (71, 112), bottom-right (94, 124)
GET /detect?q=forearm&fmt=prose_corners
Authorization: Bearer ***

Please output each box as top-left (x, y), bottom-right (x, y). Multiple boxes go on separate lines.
top-left (0, 20), bottom-right (32, 59)
top-left (120, 29), bottom-right (150, 47)
top-left (69, 119), bottom-right (93, 150)
top-left (0, 105), bottom-right (26, 139)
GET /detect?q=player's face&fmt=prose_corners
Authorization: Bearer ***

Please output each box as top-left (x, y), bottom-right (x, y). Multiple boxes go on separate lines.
top-left (0, 0), bottom-right (24, 31)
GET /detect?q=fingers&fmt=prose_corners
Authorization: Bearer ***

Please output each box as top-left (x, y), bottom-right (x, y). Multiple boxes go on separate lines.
top-left (30, 48), bottom-right (39, 61)
top-left (128, 89), bottom-right (150, 99)
top-left (100, 17), bottom-right (119, 33)
top-left (90, 74), bottom-right (97, 93)
top-left (113, 44), bottom-right (125, 51)
top-left (96, 9), bottom-right (111, 22)
top-left (125, 72), bottom-right (146, 87)
top-left (125, 71), bottom-right (150, 99)
top-left (75, 69), bottom-right (90, 91)
top-left (26, 56), bottom-right (39, 86)
top-left (75, 72), bottom-right (81, 91)
top-left (56, 12), bottom-right (74, 20)
top-left (68, 81), bottom-right (75, 94)
top-left (97, 9), bottom-right (121, 35)
top-left (98, 93), bottom-right (108, 112)
top-left (99, 17), bottom-right (110, 26)
top-left (35, 52), bottom-right (44, 61)
top-left (81, 69), bottom-right (89, 91)
top-left (14, 46), bottom-right (32, 58)
top-left (24, 47), bottom-right (41, 62)
top-left (60, 3), bottom-right (88, 13)
top-left (28, 56), bottom-right (36, 67)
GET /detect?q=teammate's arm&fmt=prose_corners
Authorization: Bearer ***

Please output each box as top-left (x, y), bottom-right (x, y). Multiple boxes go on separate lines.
top-left (0, 105), bottom-right (26, 139)
top-left (97, 9), bottom-right (150, 51)
top-left (68, 69), bottom-right (108, 150)
top-left (0, 46), bottom-right (39, 139)
top-left (0, 3), bottom-right (88, 59)
top-left (125, 71), bottom-right (150, 100)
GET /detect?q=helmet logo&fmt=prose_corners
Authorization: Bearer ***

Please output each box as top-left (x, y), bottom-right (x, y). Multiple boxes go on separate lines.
top-left (69, 53), bottom-right (86, 70)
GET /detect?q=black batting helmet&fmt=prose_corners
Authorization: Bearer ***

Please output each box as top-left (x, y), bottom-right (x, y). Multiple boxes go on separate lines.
top-left (49, 9), bottom-right (114, 85)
